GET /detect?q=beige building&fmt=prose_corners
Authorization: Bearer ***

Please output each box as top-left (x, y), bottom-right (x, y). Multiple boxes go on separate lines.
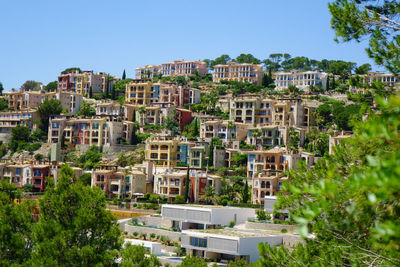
top-left (200, 120), bottom-right (248, 143)
top-left (0, 110), bottom-right (39, 143)
top-left (162, 60), bottom-right (208, 76)
top-left (135, 65), bottom-right (161, 79)
top-left (213, 62), bottom-right (263, 84)
top-left (57, 70), bottom-right (110, 95)
top-left (145, 137), bottom-right (180, 167)
top-left (153, 171), bottom-right (187, 202)
top-left (273, 70), bottom-right (327, 91)
top-left (6, 90), bottom-right (48, 110)
top-left (96, 101), bottom-right (122, 117)
top-left (361, 71), bottom-right (400, 87)
top-left (230, 95), bottom-right (261, 125)
top-left (125, 79), bottom-right (158, 106)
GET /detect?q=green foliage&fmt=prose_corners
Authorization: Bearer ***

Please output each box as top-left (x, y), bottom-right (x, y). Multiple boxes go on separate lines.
top-left (79, 146), bottom-right (102, 170)
top-left (38, 99), bottom-right (63, 134)
top-left (61, 67), bottom-right (81, 74)
top-left (28, 164), bottom-right (122, 265)
top-left (0, 82), bottom-right (3, 94)
top-left (229, 220), bottom-right (236, 228)
top-left (21, 80), bottom-right (40, 91)
top-left (241, 179), bottom-right (249, 204)
top-left (329, 0), bottom-right (400, 73)
top-left (182, 118), bottom-right (200, 138)
top-left (233, 53), bottom-right (261, 64)
top-left (121, 244), bottom-right (161, 267)
top-left (258, 95), bottom-right (400, 266)
top-left (113, 79), bottom-right (133, 95)
top-left (210, 54), bottom-right (231, 69)
top-left (76, 101), bottom-right (96, 117)
top-left (165, 109), bottom-right (180, 135)
top-left (178, 255), bottom-right (207, 267)
top-left (256, 210), bottom-right (268, 221)
top-left (34, 153), bottom-right (44, 161)
top-left (288, 127), bottom-right (300, 151)
top-left (79, 173), bottom-right (92, 186)
top-left (184, 167), bottom-right (190, 202)
top-left (304, 128), bottom-right (329, 157)
top-left (44, 81), bottom-right (57, 91)
top-left (0, 98), bottom-right (8, 111)
top-left (0, 180), bottom-right (34, 265)
top-left (174, 195), bottom-right (186, 204)
top-left (9, 126), bottom-right (31, 152)
top-left (230, 152), bottom-right (247, 167)
top-left (122, 69), bottom-right (126, 80)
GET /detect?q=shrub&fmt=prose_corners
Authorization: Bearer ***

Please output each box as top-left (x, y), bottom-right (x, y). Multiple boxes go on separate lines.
top-left (150, 233), bottom-right (156, 238)
top-left (131, 218), bottom-right (138, 225)
top-left (140, 233), bottom-right (147, 240)
top-left (174, 195), bottom-right (185, 204)
top-left (228, 221), bottom-right (236, 228)
top-left (281, 228), bottom-right (288, 233)
top-left (133, 203), bottom-right (137, 207)
top-left (256, 210), bottom-right (267, 221)
top-left (133, 232), bottom-right (138, 237)
top-left (221, 199), bottom-right (228, 206)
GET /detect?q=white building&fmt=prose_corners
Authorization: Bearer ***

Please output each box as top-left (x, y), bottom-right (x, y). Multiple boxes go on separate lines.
top-left (273, 70), bottom-right (327, 91)
top-left (124, 239), bottom-right (162, 256)
top-left (181, 228), bottom-right (282, 263)
top-left (161, 205), bottom-right (255, 230)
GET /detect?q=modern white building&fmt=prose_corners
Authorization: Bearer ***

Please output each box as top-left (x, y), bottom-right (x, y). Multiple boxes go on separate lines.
top-left (181, 228), bottom-right (282, 263)
top-left (161, 205), bottom-right (255, 230)
top-left (124, 239), bottom-right (162, 256)
top-left (273, 70), bottom-right (327, 91)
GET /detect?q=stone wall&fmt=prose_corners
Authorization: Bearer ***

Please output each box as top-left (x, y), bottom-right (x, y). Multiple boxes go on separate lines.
top-left (125, 224), bottom-right (181, 242)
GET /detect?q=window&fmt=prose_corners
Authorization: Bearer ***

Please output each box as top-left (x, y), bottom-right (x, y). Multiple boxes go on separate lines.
top-left (34, 170), bottom-right (42, 177)
top-left (190, 237), bottom-right (207, 248)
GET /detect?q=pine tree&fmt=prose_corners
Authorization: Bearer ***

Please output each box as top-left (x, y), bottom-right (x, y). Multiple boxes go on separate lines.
top-left (111, 85), bottom-right (116, 100)
top-left (60, 131), bottom-right (66, 149)
top-left (89, 86), bottom-right (93, 98)
top-left (207, 139), bottom-right (214, 167)
top-left (184, 166), bottom-right (190, 203)
top-left (332, 75), bottom-right (336, 90)
top-left (193, 118), bottom-right (199, 137)
top-left (122, 69), bottom-right (126, 80)
top-left (242, 180), bottom-right (249, 203)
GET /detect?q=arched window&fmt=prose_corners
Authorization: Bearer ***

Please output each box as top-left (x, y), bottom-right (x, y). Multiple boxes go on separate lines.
top-left (266, 181), bottom-right (271, 188)
top-left (261, 181), bottom-right (266, 188)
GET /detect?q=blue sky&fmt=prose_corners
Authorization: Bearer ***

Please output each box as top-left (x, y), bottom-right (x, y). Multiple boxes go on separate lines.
top-left (0, 0), bottom-right (375, 90)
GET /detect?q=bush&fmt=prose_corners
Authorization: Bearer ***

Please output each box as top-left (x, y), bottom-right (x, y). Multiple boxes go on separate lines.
top-left (256, 210), bottom-right (267, 221)
top-left (150, 233), bottom-right (156, 238)
top-left (133, 203), bottom-right (137, 207)
top-left (228, 221), bottom-right (236, 228)
top-left (221, 199), bottom-right (228, 206)
top-left (133, 232), bottom-right (138, 237)
top-left (131, 218), bottom-right (138, 225)
top-left (174, 195), bottom-right (186, 204)
top-left (140, 233), bottom-right (147, 240)
top-left (281, 228), bottom-right (288, 233)
top-left (34, 153), bottom-right (44, 161)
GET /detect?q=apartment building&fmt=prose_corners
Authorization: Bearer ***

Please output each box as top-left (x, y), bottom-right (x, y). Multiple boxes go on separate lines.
top-left (246, 126), bottom-right (282, 147)
top-left (246, 147), bottom-right (287, 178)
top-left (135, 65), bottom-right (161, 79)
top-left (252, 170), bottom-right (287, 204)
top-left (4, 164), bottom-right (31, 189)
top-left (329, 132), bottom-right (352, 155)
top-left (125, 79), bottom-right (158, 106)
top-left (53, 118), bottom-right (122, 146)
top-left (181, 228), bottom-right (282, 263)
top-left (0, 110), bottom-right (39, 143)
top-left (230, 95), bottom-right (261, 126)
top-left (213, 62), bottom-right (264, 84)
top-left (153, 170), bottom-right (187, 202)
top-left (92, 165), bottom-right (147, 198)
top-left (6, 90), bottom-right (48, 110)
top-left (96, 101), bottom-right (122, 117)
top-left (161, 60), bottom-right (208, 76)
top-left (189, 145), bottom-right (208, 169)
top-left (273, 70), bottom-right (327, 91)
top-left (137, 105), bottom-right (172, 125)
top-left (361, 71), bottom-right (400, 87)
top-left (32, 164), bottom-right (51, 191)
top-left (255, 99), bottom-right (274, 125)
top-left (156, 83), bottom-right (192, 107)
top-left (145, 137), bottom-right (180, 167)
top-left (57, 70), bottom-right (108, 95)
top-left (272, 99), bottom-right (303, 127)
top-left (200, 120), bottom-right (248, 143)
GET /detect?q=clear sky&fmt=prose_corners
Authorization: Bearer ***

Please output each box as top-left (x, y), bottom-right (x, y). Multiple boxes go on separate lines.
top-left (0, 0), bottom-right (375, 90)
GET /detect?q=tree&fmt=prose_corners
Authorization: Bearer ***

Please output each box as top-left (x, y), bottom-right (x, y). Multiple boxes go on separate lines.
top-left (38, 99), bottom-right (63, 134)
top-left (165, 109), bottom-right (180, 135)
top-left (29, 164), bottom-right (121, 265)
top-left (207, 138), bottom-right (214, 167)
top-left (79, 173), bottom-right (92, 186)
top-left (0, 81), bottom-right (3, 95)
top-left (9, 126), bottom-right (31, 152)
top-left (77, 101), bottom-right (96, 117)
top-left (257, 95), bottom-right (400, 266)
top-left (122, 69), bottom-right (126, 80)
top-left (287, 127), bottom-right (300, 151)
top-left (60, 131), bottom-right (67, 149)
top-left (0, 98), bottom-right (8, 111)
top-left (304, 127), bottom-right (329, 156)
top-left (355, 63), bottom-right (372, 75)
top-left (44, 81), bottom-right (57, 92)
top-left (177, 255), bottom-right (207, 267)
top-left (184, 166), bottom-right (190, 202)
top-left (111, 84), bottom-right (116, 100)
top-left (113, 79), bottom-right (132, 96)
top-left (21, 80), bottom-right (40, 91)
top-left (233, 53), bottom-right (261, 64)
top-left (89, 86), bottom-right (93, 98)
top-left (0, 180), bottom-right (35, 265)
top-left (79, 146), bottom-right (102, 170)
top-left (241, 179), bottom-right (249, 204)
top-left (121, 244), bottom-right (161, 267)
top-left (210, 54), bottom-right (231, 69)
top-left (329, 0), bottom-right (400, 73)
top-left (315, 103), bottom-right (332, 127)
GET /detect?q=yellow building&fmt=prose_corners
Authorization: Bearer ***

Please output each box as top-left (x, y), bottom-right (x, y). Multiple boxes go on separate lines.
top-left (145, 137), bottom-right (180, 167)
top-left (213, 62), bottom-right (264, 84)
top-left (125, 79), bottom-right (159, 106)
top-left (63, 118), bottom-right (110, 146)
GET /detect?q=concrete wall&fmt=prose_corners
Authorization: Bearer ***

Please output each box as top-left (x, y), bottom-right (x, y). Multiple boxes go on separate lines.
top-left (102, 144), bottom-right (144, 154)
top-left (283, 235), bottom-right (305, 247)
top-left (245, 221), bottom-right (297, 233)
top-left (125, 224), bottom-right (181, 242)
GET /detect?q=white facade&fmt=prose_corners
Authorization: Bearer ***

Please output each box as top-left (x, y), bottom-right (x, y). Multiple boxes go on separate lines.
top-left (273, 70), bottom-right (327, 91)
top-left (161, 205), bottom-right (255, 228)
top-left (181, 229), bottom-right (282, 263)
top-left (124, 239), bottom-right (162, 255)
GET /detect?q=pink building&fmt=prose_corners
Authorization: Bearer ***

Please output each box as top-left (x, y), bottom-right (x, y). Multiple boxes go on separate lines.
top-left (161, 60), bottom-right (208, 76)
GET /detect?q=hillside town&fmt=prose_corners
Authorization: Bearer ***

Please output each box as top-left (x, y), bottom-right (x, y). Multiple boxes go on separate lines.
top-left (0, 54), bottom-right (398, 265)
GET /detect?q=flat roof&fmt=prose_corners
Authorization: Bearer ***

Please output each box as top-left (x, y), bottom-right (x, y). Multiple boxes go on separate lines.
top-left (183, 228), bottom-right (278, 238)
